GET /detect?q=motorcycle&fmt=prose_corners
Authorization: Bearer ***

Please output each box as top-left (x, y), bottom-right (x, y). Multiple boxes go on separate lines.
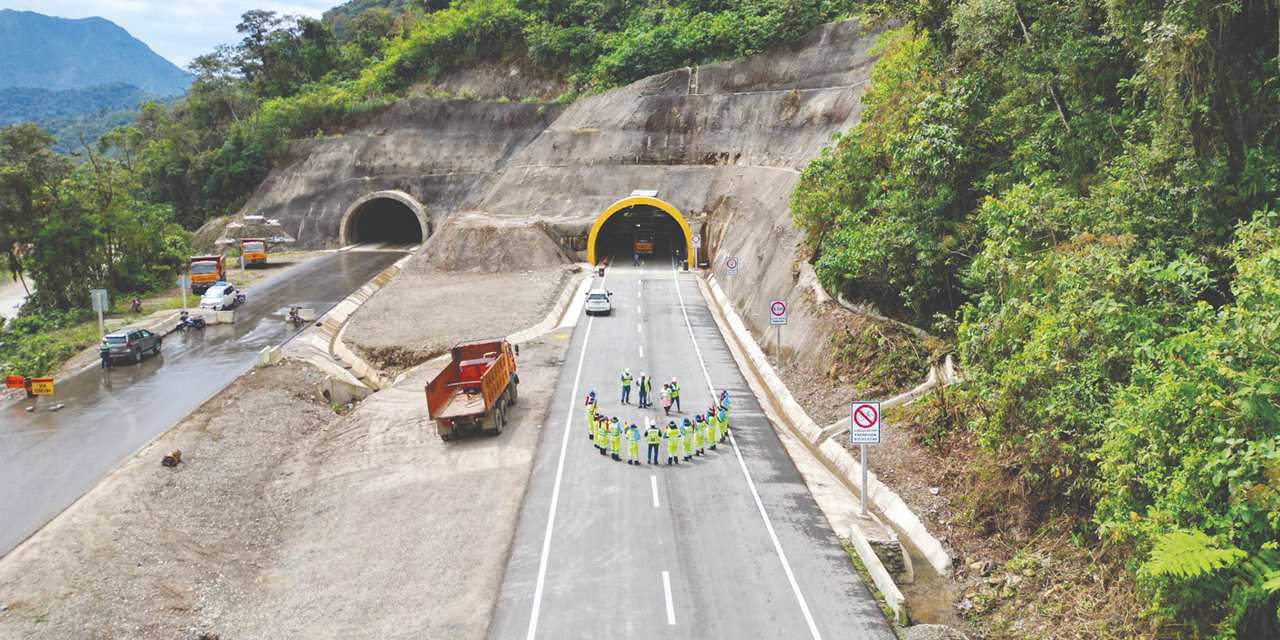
top-left (234, 291), bottom-right (247, 307)
top-left (130, 298), bottom-right (143, 313)
top-left (177, 311), bottom-right (206, 331)
top-left (288, 307), bottom-right (305, 328)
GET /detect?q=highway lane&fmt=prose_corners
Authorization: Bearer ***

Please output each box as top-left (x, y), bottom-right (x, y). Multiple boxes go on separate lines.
top-left (0, 249), bottom-right (406, 557)
top-left (488, 260), bottom-right (895, 639)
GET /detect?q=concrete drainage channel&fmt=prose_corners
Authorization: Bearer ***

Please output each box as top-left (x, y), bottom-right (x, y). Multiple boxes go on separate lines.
top-left (698, 272), bottom-right (955, 626)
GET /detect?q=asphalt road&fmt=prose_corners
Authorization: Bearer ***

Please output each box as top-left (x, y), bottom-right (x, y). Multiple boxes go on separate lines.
top-left (0, 249), bottom-right (406, 557)
top-left (488, 259), bottom-right (895, 639)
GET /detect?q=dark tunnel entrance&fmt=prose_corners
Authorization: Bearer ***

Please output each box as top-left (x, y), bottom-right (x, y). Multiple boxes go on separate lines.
top-left (342, 196), bottom-right (426, 245)
top-left (593, 204), bottom-right (686, 264)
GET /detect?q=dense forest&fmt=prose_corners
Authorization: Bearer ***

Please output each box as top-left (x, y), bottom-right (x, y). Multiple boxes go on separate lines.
top-left (791, 0), bottom-right (1280, 636)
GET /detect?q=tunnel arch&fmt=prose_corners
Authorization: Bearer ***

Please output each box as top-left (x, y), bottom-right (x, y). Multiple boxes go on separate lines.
top-left (339, 190), bottom-right (430, 246)
top-left (587, 196), bottom-right (693, 265)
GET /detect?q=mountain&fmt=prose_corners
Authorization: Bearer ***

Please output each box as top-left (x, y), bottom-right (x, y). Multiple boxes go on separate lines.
top-left (0, 9), bottom-right (191, 96)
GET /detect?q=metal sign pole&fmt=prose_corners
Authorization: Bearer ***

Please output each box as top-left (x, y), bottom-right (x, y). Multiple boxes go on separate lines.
top-left (861, 444), bottom-right (868, 515)
top-left (776, 324), bottom-right (781, 369)
top-left (97, 308), bottom-right (104, 339)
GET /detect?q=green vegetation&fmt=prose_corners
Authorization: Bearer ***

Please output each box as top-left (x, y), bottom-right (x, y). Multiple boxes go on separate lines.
top-left (792, 1), bottom-right (1280, 635)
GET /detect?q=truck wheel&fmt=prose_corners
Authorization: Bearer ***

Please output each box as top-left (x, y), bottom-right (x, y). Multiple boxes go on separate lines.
top-left (489, 405), bottom-right (504, 435)
top-left (509, 382), bottom-right (519, 406)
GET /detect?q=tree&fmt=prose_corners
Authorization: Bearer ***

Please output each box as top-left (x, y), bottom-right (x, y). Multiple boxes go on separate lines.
top-left (0, 124), bottom-right (71, 291)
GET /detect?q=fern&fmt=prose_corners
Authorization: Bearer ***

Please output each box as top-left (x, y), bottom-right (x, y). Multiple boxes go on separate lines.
top-left (1140, 530), bottom-right (1248, 580)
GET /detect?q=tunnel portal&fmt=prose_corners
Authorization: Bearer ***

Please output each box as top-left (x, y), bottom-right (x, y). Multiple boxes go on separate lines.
top-left (340, 191), bottom-right (428, 245)
top-left (588, 196), bottom-right (692, 265)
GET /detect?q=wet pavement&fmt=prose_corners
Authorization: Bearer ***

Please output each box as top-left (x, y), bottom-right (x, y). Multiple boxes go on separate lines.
top-left (0, 250), bottom-right (406, 557)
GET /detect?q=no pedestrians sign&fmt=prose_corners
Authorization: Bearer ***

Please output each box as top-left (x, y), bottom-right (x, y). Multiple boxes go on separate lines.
top-left (725, 256), bottom-right (738, 275)
top-left (850, 401), bottom-right (881, 445)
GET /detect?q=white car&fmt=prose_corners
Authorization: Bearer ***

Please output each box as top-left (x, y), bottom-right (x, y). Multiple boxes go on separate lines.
top-left (199, 283), bottom-right (240, 310)
top-left (584, 289), bottom-right (613, 316)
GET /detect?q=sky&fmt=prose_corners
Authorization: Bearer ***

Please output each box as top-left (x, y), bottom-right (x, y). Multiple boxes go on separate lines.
top-left (0, 1), bottom-right (338, 69)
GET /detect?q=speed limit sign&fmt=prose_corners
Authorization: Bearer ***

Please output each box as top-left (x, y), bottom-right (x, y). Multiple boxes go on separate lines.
top-left (725, 256), bottom-right (739, 275)
top-left (692, 233), bottom-right (702, 248)
top-left (769, 300), bottom-right (787, 325)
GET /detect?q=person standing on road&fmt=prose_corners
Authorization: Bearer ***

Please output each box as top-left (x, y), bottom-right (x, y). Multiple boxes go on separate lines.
top-left (706, 404), bottom-right (720, 451)
top-left (665, 420), bottom-right (680, 465)
top-left (681, 418), bottom-right (694, 462)
top-left (626, 422), bottom-right (641, 466)
top-left (609, 417), bottom-right (622, 462)
top-left (99, 343), bottom-right (112, 370)
top-left (660, 384), bottom-right (672, 415)
top-left (695, 413), bottom-right (708, 456)
top-left (585, 392), bottom-right (597, 441)
top-left (620, 368), bottom-right (633, 405)
top-left (633, 252), bottom-right (640, 266)
top-left (670, 378), bottom-right (681, 412)
top-left (637, 373), bottom-right (651, 408)
top-left (717, 402), bottom-right (729, 444)
top-left (597, 414), bottom-right (609, 456)
top-left (645, 419), bottom-right (662, 465)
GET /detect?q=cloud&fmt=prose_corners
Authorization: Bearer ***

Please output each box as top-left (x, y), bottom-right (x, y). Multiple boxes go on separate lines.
top-left (0, 1), bottom-right (336, 67)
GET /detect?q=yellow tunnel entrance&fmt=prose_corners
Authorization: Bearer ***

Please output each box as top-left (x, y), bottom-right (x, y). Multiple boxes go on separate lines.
top-left (587, 196), bottom-right (693, 265)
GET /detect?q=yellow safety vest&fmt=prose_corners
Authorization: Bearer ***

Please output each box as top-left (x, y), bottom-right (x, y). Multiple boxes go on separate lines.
top-left (646, 428), bottom-right (661, 444)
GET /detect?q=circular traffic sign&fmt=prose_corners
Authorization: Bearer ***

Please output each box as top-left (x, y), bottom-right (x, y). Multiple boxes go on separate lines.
top-left (853, 404), bottom-right (878, 429)
top-left (726, 257), bottom-right (738, 269)
top-left (771, 301), bottom-right (787, 317)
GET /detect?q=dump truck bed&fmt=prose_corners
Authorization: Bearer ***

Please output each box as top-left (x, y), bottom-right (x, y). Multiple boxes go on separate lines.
top-left (435, 389), bottom-right (489, 420)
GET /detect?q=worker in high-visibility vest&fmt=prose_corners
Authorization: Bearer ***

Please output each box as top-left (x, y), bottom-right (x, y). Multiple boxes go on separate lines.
top-left (644, 419), bottom-right (662, 465)
top-left (717, 403), bottom-right (729, 444)
top-left (669, 378), bottom-right (681, 412)
top-left (694, 413), bottom-right (706, 456)
top-left (705, 406), bottom-right (719, 451)
top-left (681, 418), bottom-right (694, 462)
top-left (637, 373), bottom-right (652, 408)
top-left (626, 422), bottom-right (641, 465)
top-left (585, 393), bottom-right (597, 441)
top-left (620, 368), bottom-right (633, 405)
top-left (664, 421), bottom-right (680, 465)
top-left (609, 417), bottom-right (622, 461)
top-left (596, 414), bottom-right (609, 456)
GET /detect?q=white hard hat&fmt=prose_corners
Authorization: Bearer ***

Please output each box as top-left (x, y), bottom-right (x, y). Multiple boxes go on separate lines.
top-left (625, 368), bottom-right (631, 374)
top-left (641, 372), bottom-right (646, 377)
top-left (672, 377), bottom-right (677, 382)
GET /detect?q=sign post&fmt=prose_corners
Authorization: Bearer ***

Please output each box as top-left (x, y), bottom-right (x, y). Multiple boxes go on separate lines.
top-left (176, 275), bottom-right (191, 313)
top-left (769, 300), bottom-right (787, 368)
top-left (849, 401), bottom-right (882, 515)
top-left (90, 288), bottom-right (109, 339)
top-left (725, 256), bottom-right (738, 299)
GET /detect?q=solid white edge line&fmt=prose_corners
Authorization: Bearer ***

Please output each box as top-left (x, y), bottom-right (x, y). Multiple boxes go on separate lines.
top-left (526, 267), bottom-right (606, 640)
top-left (669, 257), bottom-right (824, 640)
top-left (651, 475), bottom-right (660, 507)
top-left (663, 570), bottom-right (676, 625)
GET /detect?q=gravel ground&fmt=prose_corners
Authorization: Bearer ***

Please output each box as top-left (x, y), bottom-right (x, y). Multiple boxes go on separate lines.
top-left (345, 266), bottom-right (577, 369)
top-left (0, 329), bottom-right (570, 639)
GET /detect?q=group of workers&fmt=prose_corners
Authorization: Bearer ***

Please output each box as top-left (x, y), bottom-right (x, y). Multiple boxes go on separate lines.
top-left (586, 385), bottom-right (732, 466)
top-left (619, 368), bottom-right (681, 414)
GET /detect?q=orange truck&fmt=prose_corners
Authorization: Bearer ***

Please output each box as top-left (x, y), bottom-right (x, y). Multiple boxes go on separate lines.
top-left (425, 338), bottom-right (520, 441)
top-left (240, 238), bottom-right (267, 267)
top-left (188, 255), bottom-right (226, 294)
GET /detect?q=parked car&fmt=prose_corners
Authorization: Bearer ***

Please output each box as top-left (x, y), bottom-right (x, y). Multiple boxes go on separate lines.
top-left (102, 328), bottom-right (162, 363)
top-left (199, 282), bottom-right (240, 310)
top-left (584, 289), bottom-right (613, 316)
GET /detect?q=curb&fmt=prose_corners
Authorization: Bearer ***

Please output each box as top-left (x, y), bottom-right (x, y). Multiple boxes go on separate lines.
top-left (699, 273), bottom-right (953, 578)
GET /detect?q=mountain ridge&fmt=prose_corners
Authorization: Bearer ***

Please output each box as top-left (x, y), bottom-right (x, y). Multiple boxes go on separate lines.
top-left (0, 9), bottom-right (191, 96)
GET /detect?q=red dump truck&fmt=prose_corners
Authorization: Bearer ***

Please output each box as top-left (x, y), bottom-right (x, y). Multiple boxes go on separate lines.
top-left (425, 338), bottom-right (519, 440)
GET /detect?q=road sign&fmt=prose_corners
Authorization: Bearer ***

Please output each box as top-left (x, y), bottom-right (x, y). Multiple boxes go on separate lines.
top-left (692, 233), bottom-right (702, 249)
top-left (89, 289), bottom-right (108, 312)
top-left (769, 300), bottom-right (788, 325)
top-left (5, 375), bottom-right (25, 390)
top-left (726, 256), bottom-right (739, 275)
top-left (30, 377), bottom-right (54, 395)
top-left (176, 275), bottom-right (191, 289)
top-left (850, 401), bottom-right (881, 444)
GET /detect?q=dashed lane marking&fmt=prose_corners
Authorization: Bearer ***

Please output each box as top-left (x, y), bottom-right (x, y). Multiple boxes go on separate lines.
top-left (663, 571), bottom-right (676, 625)
top-left (651, 475), bottom-right (660, 507)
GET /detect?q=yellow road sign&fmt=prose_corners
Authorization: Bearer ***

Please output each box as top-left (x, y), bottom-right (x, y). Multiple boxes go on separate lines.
top-left (30, 377), bottom-right (54, 395)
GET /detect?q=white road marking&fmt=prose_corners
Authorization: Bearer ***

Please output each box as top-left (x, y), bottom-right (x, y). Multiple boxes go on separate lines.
top-left (638, 305), bottom-right (642, 313)
top-left (663, 571), bottom-right (676, 625)
top-left (526, 268), bottom-right (606, 640)
top-left (668, 257), bottom-right (824, 640)
top-left (638, 323), bottom-right (643, 333)
top-left (651, 475), bottom-right (660, 507)
top-left (639, 345), bottom-right (644, 358)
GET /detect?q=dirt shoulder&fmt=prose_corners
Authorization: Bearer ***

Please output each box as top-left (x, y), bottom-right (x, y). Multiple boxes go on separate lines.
top-left (345, 265), bottom-right (577, 369)
top-left (0, 325), bottom-right (568, 639)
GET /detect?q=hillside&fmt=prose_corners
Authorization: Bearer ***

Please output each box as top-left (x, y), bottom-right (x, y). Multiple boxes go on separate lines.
top-left (0, 9), bottom-right (190, 95)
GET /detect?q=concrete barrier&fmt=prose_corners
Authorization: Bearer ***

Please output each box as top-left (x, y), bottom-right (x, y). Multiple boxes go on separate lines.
top-left (258, 345), bottom-right (283, 367)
